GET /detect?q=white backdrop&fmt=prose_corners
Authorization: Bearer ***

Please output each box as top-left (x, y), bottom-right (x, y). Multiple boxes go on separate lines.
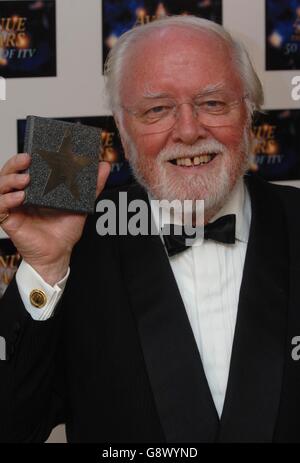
top-left (0, 0), bottom-right (299, 442)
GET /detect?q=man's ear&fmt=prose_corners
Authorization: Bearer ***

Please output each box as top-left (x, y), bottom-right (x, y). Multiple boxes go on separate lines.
top-left (113, 113), bottom-right (129, 160)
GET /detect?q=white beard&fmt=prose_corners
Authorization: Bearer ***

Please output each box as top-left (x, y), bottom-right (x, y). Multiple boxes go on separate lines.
top-left (123, 127), bottom-right (251, 218)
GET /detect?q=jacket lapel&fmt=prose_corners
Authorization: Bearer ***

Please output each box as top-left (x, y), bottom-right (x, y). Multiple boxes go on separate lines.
top-left (218, 175), bottom-right (289, 442)
top-left (118, 184), bottom-right (219, 443)
top-left (116, 175), bottom-right (288, 442)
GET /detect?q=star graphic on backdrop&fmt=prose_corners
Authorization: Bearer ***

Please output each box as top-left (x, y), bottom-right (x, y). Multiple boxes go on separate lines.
top-left (37, 128), bottom-right (93, 200)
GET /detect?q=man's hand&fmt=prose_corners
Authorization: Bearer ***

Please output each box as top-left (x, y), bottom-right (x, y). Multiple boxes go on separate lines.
top-left (0, 153), bottom-right (111, 285)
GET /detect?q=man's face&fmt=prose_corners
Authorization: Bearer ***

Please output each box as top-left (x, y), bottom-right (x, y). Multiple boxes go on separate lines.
top-left (117, 27), bottom-right (251, 216)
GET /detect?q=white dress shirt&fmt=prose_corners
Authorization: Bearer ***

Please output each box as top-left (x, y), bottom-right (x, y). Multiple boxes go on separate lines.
top-left (150, 178), bottom-right (251, 417)
top-left (16, 178), bottom-right (251, 417)
top-left (16, 261), bottom-right (69, 321)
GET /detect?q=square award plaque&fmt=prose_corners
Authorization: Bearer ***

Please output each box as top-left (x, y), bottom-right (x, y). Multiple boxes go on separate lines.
top-left (23, 116), bottom-right (102, 214)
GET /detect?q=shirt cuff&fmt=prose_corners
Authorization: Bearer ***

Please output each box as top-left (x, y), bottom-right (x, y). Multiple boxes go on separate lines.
top-left (16, 260), bottom-right (70, 321)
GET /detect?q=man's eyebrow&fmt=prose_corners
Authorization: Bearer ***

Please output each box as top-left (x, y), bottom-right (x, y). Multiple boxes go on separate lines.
top-left (142, 90), bottom-right (172, 99)
top-left (141, 82), bottom-right (227, 99)
top-left (196, 82), bottom-right (226, 95)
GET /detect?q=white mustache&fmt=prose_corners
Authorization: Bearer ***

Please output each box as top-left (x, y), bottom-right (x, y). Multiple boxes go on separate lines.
top-left (158, 139), bottom-right (227, 161)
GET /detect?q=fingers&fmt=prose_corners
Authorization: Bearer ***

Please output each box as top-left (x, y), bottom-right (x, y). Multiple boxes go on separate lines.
top-left (96, 161), bottom-right (111, 197)
top-left (0, 172), bottom-right (30, 194)
top-left (0, 154), bottom-right (30, 226)
top-left (0, 153), bottom-right (31, 176)
top-left (0, 154), bottom-right (30, 215)
top-left (0, 190), bottom-right (25, 212)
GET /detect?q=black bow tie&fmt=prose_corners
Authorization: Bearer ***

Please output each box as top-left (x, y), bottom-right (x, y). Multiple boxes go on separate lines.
top-left (162, 214), bottom-right (236, 257)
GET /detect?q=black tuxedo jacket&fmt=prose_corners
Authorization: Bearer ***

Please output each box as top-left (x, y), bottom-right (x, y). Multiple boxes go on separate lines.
top-left (1, 174), bottom-right (300, 443)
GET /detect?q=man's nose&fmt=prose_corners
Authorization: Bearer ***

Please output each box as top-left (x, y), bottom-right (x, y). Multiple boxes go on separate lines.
top-left (171, 103), bottom-right (209, 145)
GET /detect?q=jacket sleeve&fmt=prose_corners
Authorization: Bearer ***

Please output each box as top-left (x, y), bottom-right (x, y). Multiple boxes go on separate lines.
top-left (0, 201), bottom-right (108, 442)
top-left (0, 276), bottom-right (66, 442)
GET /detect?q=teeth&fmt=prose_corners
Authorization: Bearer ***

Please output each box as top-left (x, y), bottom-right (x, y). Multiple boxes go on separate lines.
top-left (175, 154), bottom-right (213, 167)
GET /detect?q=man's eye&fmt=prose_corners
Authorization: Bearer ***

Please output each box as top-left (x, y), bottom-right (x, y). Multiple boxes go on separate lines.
top-left (202, 100), bottom-right (226, 109)
top-left (146, 106), bottom-right (169, 115)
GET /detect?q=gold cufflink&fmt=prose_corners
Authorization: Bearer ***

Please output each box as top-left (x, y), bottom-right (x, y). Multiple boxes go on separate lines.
top-left (29, 289), bottom-right (47, 308)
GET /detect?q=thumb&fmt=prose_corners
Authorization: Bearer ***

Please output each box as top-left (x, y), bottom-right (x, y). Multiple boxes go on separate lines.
top-left (96, 161), bottom-right (111, 197)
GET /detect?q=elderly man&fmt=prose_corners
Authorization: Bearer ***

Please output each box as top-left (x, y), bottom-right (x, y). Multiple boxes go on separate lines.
top-left (0, 15), bottom-right (300, 443)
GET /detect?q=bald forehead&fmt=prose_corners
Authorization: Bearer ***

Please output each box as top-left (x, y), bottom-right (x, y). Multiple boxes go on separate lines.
top-left (124, 26), bottom-right (233, 74)
top-left (119, 26), bottom-right (240, 102)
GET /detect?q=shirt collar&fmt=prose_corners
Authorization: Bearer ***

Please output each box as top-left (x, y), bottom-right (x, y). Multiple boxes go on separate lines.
top-left (209, 178), bottom-right (251, 244)
top-left (148, 177), bottom-right (251, 244)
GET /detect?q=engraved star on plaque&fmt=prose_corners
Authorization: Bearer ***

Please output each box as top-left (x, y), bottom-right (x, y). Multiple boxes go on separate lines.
top-left (23, 116), bottom-right (102, 213)
top-left (37, 128), bottom-right (93, 201)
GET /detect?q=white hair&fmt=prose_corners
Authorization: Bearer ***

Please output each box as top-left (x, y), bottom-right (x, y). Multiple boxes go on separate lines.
top-left (104, 15), bottom-right (264, 120)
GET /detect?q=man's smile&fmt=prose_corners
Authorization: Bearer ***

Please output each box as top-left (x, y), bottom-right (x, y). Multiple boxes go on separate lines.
top-left (168, 152), bottom-right (218, 167)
